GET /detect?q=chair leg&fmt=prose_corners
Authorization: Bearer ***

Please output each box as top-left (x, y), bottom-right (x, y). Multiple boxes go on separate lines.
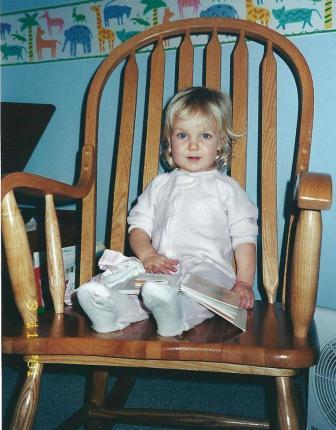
top-left (105, 376), bottom-right (135, 409)
top-left (275, 376), bottom-right (304, 430)
top-left (86, 370), bottom-right (136, 429)
top-left (11, 361), bottom-right (44, 430)
top-left (85, 369), bottom-right (109, 430)
top-left (87, 369), bottom-right (109, 408)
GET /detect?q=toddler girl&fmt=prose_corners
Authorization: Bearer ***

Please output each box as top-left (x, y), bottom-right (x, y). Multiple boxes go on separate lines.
top-left (77, 86), bottom-right (258, 337)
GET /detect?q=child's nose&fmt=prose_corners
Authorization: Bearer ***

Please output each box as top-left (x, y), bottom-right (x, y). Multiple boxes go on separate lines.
top-left (188, 138), bottom-right (199, 150)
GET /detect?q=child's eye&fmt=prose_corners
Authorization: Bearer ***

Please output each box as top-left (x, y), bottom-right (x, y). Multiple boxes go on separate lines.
top-left (176, 132), bottom-right (187, 139)
top-left (202, 133), bottom-right (212, 140)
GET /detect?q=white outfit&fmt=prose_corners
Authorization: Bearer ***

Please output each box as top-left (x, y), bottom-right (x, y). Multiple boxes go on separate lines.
top-left (77, 169), bottom-right (258, 336)
top-left (128, 168), bottom-right (258, 287)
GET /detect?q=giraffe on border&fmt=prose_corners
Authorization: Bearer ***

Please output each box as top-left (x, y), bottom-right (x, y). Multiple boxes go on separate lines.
top-left (90, 5), bottom-right (115, 53)
top-left (245, 0), bottom-right (270, 26)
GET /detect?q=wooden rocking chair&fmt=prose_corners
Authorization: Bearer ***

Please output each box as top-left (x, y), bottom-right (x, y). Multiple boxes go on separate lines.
top-left (2, 18), bottom-right (332, 429)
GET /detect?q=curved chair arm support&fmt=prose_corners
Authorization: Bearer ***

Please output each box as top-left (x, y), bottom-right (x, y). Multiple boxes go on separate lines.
top-left (1, 145), bottom-right (95, 325)
top-left (297, 172), bottom-right (332, 210)
top-left (1, 144), bottom-right (95, 201)
top-left (290, 172), bottom-right (332, 338)
top-left (2, 190), bottom-right (39, 326)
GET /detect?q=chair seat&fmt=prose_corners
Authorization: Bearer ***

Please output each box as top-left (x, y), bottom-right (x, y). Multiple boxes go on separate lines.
top-left (3, 301), bottom-right (318, 370)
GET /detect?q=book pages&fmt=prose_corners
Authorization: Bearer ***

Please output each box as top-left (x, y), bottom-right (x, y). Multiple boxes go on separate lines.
top-left (180, 273), bottom-right (247, 331)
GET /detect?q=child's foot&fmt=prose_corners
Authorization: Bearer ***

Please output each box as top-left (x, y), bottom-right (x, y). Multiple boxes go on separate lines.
top-left (77, 281), bottom-right (148, 333)
top-left (141, 281), bottom-right (185, 336)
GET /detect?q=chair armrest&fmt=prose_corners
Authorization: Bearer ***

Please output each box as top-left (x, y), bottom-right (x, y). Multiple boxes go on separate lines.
top-left (297, 172), bottom-right (332, 210)
top-left (1, 144), bottom-right (95, 201)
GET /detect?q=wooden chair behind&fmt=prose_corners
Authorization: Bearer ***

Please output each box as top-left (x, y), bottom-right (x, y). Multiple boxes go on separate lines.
top-left (2, 18), bottom-right (332, 430)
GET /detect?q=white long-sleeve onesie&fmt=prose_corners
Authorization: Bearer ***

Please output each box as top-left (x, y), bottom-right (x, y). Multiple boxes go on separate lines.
top-left (77, 169), bottom-right (258, 336)
top-left (128, 168), bottom-right (258, 288)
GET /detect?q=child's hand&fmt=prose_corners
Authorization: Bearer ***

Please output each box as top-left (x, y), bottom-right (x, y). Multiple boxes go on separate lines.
top-left (143, 253), bottom-right (179, 274)
top-left (232, 281), bottom-right (254, 310)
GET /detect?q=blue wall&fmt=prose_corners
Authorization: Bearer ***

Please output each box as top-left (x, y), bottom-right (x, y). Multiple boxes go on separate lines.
top-left (2, 0), bottom-right (335, 308)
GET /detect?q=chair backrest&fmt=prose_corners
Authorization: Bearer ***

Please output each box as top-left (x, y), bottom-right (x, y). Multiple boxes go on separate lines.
top-left (78, 18), bottom-right (314, 305)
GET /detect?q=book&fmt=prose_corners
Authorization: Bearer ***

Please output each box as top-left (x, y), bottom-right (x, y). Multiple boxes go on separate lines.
top-left (179, 273), bottom-right (247, 332)
top-left (117, 272), bottom-right (247, 331)
top-left (115, 273), bottom-right (172, 294)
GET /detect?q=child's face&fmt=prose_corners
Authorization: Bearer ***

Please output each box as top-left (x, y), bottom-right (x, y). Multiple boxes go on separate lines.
top-left (170, 112), bottom-right (221, 172)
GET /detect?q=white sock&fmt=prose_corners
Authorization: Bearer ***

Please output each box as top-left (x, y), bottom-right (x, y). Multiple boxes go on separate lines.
top-left (142, 279), bottom-right (214, 337)
top-left (142, 281), bottom-right (186, 337)
top-left (77, 281), bottom-right (148, 333)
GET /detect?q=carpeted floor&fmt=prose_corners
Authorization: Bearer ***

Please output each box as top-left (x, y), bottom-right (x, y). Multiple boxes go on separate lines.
top-left (2, 353), bottom-right (282, 430)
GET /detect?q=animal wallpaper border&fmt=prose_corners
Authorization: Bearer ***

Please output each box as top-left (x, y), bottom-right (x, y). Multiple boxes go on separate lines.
top-left (1, 0), bottom-right (334, 66)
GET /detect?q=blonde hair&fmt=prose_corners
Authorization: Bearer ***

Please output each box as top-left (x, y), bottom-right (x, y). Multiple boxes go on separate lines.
top-left (161, 86), bottom-right (238, 171)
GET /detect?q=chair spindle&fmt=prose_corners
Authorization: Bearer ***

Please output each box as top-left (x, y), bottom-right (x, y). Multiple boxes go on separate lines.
top-left (205, 30), bottom-right (221, 91)
top-left (110, 52), bottom-right (138, 252)
top-left (261, 41), bottom-right (279, 302)
top-left (142, 38), bottom-right (166, 190)
top-left (80, 184), bottom-right (97, 284)
top-left (290, 210), bottom-right (322, 337)
top-left (1, 191), bottom-right (38, 325)
top-left (178, 30), bottom-right (193, 90)
top-left (45, 194), bottom-right (65, 314)
top-left (231, 31), bottom-right (248, 189)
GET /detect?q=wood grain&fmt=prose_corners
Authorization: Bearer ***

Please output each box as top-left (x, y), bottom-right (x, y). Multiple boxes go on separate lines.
top-left (1, 191), bottom-right (37, 326)
top-left (45, 194), bottom-right (65, 314)
top-left (3, 303), bottom-right (318, 369)
top-left (231, 32), bottom-right (248, 189)
top-left (290, 210), bottom-right (322, 337)
top-left (178, 30), bottom-right (193, 90)
top-left (276, 377), bottom-right (304, 429)
top-left (297, 172), bottom-right (332, 210)
top-left (110, 53), bottom-right (138, 253)
top-left (142, 38), bottom-right (165, 189)
top-left (205, 30), bottom-right (221, 91)
top-left (10, 360), bottom-right (44, 430)
top-left (261, 41), bottom-right (278, 303)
